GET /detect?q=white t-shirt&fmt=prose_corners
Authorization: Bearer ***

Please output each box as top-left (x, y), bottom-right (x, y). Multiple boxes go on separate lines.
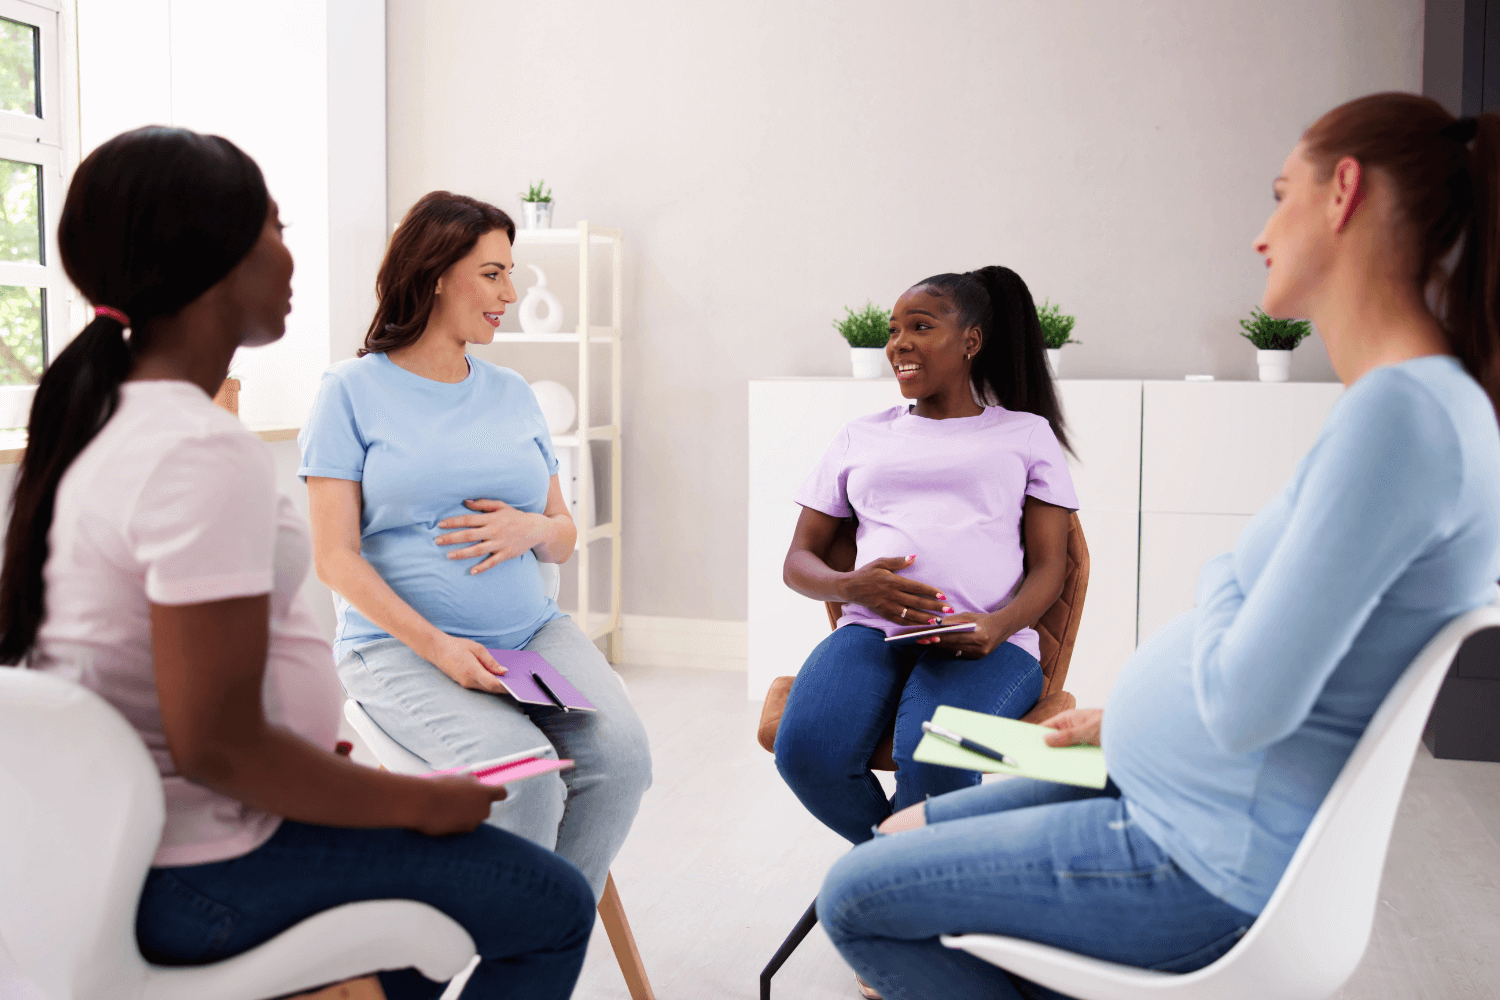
top-left (30, 380), bottom-right (342, 867)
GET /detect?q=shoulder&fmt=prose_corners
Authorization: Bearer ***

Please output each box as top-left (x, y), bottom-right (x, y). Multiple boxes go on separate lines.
top-left (317, 353), bottom-right (383, 393)
top-left (111, 386), bottom-right (273, 498)
top-left (845, 406), bottom-right (906, 431)
top-left (1334, 363), bottom-right (1460, 449)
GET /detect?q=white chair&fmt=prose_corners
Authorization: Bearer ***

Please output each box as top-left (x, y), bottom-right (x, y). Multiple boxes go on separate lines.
top-left (0, 667), bottom-right (475, 1000)
top-left (340, 562), bottom-right (656, 1000)
top-left (942, 593), bottom-right (1500, 1000)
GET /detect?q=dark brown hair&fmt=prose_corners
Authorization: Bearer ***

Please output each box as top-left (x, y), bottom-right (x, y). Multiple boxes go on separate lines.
top-left (1303, 93), bottom-right (1500, 416)
top-left (1, 126), bottom-right (268, 664)
top-left (361, 191), bottom-right (515, 355)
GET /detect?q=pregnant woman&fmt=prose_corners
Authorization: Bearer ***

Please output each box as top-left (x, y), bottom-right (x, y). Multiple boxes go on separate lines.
top-left (2, 127), bottom-right (593, 998)
top-left (817, 93), bottom-right (1500, 999)
top-left (775, 265), bottom-right (1078, 846)
top-left (301, 191), bottom-right (650, 901)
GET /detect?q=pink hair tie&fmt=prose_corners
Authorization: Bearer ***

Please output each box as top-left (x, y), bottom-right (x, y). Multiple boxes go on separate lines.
top-left (94, 305), bottom-right (130, 327)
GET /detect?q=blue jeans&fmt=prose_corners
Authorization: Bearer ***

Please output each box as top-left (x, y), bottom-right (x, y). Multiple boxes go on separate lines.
top-left (338, 615), bottom-right (652, 901)
top-left (775, 624), bottom-right (1044, 844)
top-left (818, 778), bottom-right (1256, 999)
top-left (135, 819), bottom-right (594, 1000)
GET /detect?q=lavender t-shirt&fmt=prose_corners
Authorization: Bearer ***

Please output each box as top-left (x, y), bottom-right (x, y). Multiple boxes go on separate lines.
top-left (796, 405), bottom-right (1078, 659)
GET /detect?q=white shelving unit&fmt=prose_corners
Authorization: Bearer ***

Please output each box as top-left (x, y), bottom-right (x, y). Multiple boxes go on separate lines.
top-left (512, 223), bottom-right (624, 662)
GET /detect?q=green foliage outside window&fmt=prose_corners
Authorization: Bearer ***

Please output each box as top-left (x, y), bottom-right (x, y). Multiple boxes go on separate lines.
top-left (834, 302), bottom-right (890, 348)
top-left (0, 285), bottom-right (43, 385)
top-left (0, 159), bottom-right (41, 264)
top-left (0, 17), bottom-right (38, 117)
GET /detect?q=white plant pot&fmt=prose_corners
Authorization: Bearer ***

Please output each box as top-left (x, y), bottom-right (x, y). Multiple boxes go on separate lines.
top-left (521, 201), bottom-right (553, 229)
top-left (1257, 349), bottom-right (1292, 383)
top-left (849, 347), bottom-right (888, 379)
top-left (1046, 349), bottom-right (1061, 378)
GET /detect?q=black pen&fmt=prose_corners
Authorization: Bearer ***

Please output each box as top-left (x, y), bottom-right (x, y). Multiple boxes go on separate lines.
top-left (922, 720), bottom-right (1013, 766)
top-left (532, 670), bottom-right (569, 711)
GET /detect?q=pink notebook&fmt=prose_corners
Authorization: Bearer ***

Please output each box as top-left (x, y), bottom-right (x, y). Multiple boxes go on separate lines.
top-left (422, 755), bottom-right (574, 787)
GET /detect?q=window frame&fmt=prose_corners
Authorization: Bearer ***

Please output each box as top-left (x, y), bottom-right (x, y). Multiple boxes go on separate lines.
top-left (0, 0), bottom-right (78, 426)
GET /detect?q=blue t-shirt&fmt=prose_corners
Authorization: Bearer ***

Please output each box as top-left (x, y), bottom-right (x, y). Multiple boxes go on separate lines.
top-left (1105, 356), bottom-right (1500, 916)
top-left (298, 352), bottom-right (562, 660)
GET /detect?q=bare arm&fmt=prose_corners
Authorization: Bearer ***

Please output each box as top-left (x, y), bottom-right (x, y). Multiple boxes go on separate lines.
top-left (922, 496), bottom-right (1071, 656)
top-left (305, 476), bottom-right (508, 692)
top-left (151, 594), bottom-right (504, 834)
top-left (782, 506), bottom-right (951, 626)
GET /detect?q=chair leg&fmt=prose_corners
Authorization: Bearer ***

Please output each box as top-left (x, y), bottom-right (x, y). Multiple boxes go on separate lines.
top-left (285, 976), bottom-right (386, 1000)
top-left (759, 897), bottom-right (819, 1000)
top-left (598, 871), bottom-right (655, 1000)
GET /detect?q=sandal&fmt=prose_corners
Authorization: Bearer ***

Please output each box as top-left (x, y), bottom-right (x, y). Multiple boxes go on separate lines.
top-left (855, 974), bottom-right (883, 999)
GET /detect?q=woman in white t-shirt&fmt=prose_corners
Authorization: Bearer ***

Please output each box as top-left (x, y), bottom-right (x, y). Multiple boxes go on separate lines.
top-left (0, 126), bottom-right (594, 999)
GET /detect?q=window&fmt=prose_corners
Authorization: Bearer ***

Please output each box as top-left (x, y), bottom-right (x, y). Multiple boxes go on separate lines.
top-left (0, 0), bottom-right (75, 429)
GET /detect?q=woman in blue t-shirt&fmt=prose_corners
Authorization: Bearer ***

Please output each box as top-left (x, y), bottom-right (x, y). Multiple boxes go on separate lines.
top-left (815, 95), bottom-right (1500, 997)
top-left (300, 191), bottom-right (650, 901)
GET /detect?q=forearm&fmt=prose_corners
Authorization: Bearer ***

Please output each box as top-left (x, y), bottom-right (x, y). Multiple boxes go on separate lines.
top-left (317, 548), bottom-right (446, 658)
top-left (532, 511), bottom-right (577, 564)
top-left (179, 721), bottom-right (441, 829)
top-left (987, 560), bottom-right (1065, 638)
top-left (783, 549), bottom-right (851, 603)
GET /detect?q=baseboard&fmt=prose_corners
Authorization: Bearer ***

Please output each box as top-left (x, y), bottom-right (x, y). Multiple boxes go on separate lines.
top-left (620, 614), bottom-right (747, 672)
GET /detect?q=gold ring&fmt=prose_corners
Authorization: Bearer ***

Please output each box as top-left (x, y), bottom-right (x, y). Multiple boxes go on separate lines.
top-left (901, 608), bottom-right (908, 619)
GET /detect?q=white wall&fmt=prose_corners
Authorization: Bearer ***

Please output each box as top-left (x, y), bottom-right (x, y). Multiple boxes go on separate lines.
top-left (76, 0), bottom-right (386, 425)
top-left (386, 0), bottom-right (1423, 624)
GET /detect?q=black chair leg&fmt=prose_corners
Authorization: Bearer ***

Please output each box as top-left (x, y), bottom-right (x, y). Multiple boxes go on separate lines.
top-left (759, 897), bottom-right (820, 1000)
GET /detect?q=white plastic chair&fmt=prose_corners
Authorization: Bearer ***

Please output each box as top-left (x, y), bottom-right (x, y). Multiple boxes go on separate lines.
top-left (942, 593), bottom-right (1500, 1000)
top-left (0, 667), bottom-right (476, 1000)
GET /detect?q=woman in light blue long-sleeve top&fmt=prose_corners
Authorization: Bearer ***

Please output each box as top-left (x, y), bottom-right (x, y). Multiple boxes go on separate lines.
top-left (817, 92), bottom-right (1500, 1000)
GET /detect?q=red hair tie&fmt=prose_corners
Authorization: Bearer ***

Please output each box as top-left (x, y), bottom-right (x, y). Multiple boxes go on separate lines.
top-left (94, 305), bottom-right (131, 327)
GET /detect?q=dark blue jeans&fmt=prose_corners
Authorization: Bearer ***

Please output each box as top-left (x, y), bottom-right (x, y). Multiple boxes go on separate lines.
top-left (135, 819), bottom-right (594, 999)
top-left (775, 624), bottom-right (1044, 844)
top-left (818, 778), bottom-right (1256, 999)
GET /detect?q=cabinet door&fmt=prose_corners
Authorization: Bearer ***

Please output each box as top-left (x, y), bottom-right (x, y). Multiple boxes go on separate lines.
top-left (1066, 508), bottom-right (1141, 711)
top-left (1141, 381), bottom-right (1341, 515)
top-left (1138, 511), bottom-right (1252, 642)
top-left (1055, 380), bottom-right (1142, 513)
top-left (747, 380), bottom-right (908, 699)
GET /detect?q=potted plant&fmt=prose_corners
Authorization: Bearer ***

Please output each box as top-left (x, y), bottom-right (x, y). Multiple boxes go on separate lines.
top-left (1037, 299), bottom-right (1079, 378)
top-left (1239, 307), bottom-right (1312, 382)
top-left (834, 302), bottom-right (890, 378)
top-left (519, 180), bottom-right (553, 229)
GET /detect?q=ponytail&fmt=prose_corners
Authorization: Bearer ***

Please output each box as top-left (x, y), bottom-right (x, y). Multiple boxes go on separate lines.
top-left (914, 266), bottom-right (1072, 455)
top-left (0, 317), bottom-right (131, 663)
top-left (0, 125), bottom-right (268, 664)
top-left (1303, 93), bottom-right (1500, 419)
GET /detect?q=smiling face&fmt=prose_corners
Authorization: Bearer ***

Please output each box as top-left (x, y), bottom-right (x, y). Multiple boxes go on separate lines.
top-left (225, 198), bottom-right (295, 348)
top-left (1253, 143), bottom-right (1342, 320)
top-left (428, 228), bottom-right (518, 346)
top-left (886, 285), bottom-right (982, 401)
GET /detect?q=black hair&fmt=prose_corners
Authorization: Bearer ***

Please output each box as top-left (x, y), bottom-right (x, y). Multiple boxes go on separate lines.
top-left (915, 265), bottom-right (1072, 454)
top-left (0, 126), bottom-right (269, 664)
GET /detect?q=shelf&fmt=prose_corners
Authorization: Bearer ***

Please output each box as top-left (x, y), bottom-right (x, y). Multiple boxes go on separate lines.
top-left (490, 327), bottom-right (617, 345)
top-left (550, 425), bottom-right (617, 449)
top-left (552, 610), bottom-right (621, 642)
top-left (513, 227), bottom-right (621, 245)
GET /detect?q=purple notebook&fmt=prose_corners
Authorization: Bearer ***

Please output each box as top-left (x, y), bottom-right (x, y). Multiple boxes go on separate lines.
top-left (487, 649), bottom-right (598, 712)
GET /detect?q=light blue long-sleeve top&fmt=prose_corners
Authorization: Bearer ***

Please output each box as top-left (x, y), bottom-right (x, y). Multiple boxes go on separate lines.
top-left (1104, 356), bottom-right (1500, 916)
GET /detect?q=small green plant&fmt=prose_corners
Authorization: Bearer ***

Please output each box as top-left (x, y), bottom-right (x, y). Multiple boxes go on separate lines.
top-left (1037, 299), bottom-right (1079, 349)
top-left (1238, 307), bottom-right (1312, 350)
top-left (834, 302), bottom-right (891, 348)
top-left (521, 180), bottom-right (552, 203)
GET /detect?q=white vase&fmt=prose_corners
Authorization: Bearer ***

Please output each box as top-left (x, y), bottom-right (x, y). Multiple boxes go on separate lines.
top-left (849, 347), bottom-right (888, 378)
top-left (1046, 349), bottom-right (1061, 378)
top-left (519, 264), bottom-right (565, 334)
top-left (1257, 349), bottom-right (1292, 383)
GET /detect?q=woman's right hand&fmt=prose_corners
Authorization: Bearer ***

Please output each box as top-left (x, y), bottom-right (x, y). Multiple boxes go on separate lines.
top-left (841, 555), bottom-right (952, 626)
top-left (423, 633), bottom-right (508, 693)
top-left (1042, 708), bottom-right (1104, 747)
top-left (412, 776), bottom-right (508, 836)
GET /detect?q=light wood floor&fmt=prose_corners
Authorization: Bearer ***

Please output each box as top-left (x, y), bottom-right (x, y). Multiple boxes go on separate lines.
top-left (545, 664), bottom-right (1500, 1000)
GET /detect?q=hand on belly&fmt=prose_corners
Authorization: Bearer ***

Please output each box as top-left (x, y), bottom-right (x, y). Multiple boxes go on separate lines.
top-left (435, 498), bottom-right (543, 575)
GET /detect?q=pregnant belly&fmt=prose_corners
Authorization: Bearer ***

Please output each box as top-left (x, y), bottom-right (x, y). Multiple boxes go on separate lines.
top-left (363, 530), bottom-right (549, 635)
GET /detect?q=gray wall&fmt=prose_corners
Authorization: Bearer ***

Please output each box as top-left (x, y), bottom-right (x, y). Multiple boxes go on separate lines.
top-left (386, 0), bottom-right (1424, 622)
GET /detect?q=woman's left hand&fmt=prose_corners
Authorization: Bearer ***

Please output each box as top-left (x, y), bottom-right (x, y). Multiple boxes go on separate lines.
top-left (916, 611), bottom-right (1013, 658)
top-left (435, 499), bottom-right (545, 575)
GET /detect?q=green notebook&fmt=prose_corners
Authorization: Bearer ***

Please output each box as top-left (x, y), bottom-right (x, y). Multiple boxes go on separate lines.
top-left (912, 705), bottom-right (1108, 789)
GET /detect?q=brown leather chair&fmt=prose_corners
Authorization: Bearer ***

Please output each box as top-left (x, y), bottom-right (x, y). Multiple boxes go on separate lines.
top-left (755, 511), bottom-right (1090, 1000)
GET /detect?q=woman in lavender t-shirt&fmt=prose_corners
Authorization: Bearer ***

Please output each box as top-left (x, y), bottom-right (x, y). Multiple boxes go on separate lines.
top-left (776, 265), bottom-right (1078, 845)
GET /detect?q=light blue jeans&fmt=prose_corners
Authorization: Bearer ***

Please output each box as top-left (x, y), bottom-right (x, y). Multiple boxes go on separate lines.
top-left (337, 616), bottom-right (652, 901)
top-left (818, 778), bottom-right (1256, 999)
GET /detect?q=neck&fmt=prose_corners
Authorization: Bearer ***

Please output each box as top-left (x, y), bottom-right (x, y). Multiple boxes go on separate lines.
top-left (125, 300), bottom-right (239, 398)
top-left (1311, 254), bottom-right (1452, 388)
top-left (913, 380), bottom-right (984, 420)
top-left (387, 322), bottom-right (471, 382)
